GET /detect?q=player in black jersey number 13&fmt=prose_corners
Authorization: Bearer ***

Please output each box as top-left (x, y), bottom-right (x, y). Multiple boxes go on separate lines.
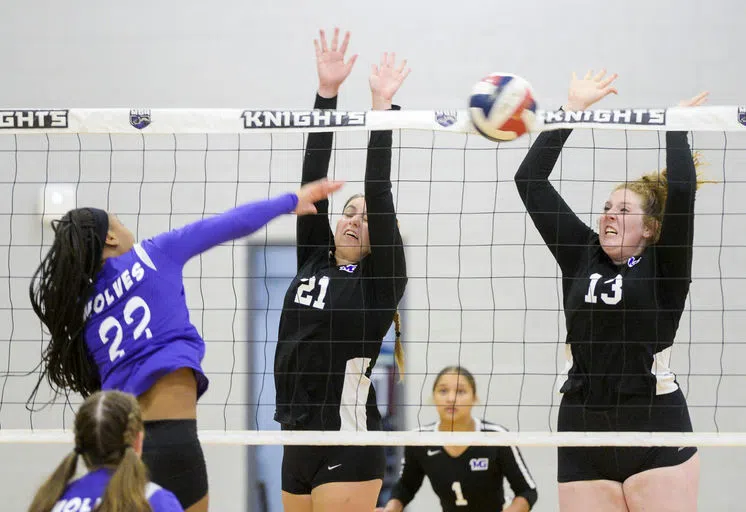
top-left (515, 70), bottom-right (709, 512)
top-left (275, 28), bottom-right (409, 512)
top-left (378, 366), bottom-right (538, 512)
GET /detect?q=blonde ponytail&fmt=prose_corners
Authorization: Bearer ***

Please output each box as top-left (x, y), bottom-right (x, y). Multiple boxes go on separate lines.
top-left (393, 311), bottom-right (404, 381)
top-left (617, 151), bottom-right (709, 243)
top-left (97, 446), bottom-right (151, 512)
top-left (27, 451), bottom-right (80, 512)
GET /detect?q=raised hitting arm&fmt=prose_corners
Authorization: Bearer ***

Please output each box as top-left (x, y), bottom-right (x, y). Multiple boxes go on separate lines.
top-left (151, 180), bottom-right (343, 268)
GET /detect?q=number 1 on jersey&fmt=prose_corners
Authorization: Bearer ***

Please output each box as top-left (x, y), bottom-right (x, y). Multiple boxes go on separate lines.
top-left (294, 275), bottom-right (329, 310)
top-left (451, 481), bottom-right (468, 506)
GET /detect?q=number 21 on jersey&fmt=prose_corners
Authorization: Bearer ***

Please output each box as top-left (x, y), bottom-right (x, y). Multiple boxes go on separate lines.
top-left (584, 273), bottom-right (623, 305)
top-left (294, 275), bottom-right (330, 310)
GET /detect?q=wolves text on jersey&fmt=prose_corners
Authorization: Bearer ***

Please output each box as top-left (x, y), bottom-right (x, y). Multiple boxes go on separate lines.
top-left (85, 261), bottom-right (146, 318)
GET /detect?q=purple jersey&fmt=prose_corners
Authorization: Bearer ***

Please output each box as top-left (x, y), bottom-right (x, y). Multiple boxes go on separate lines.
top-left (83, 193), bottom-right (298, 398)
top-left (54, 468), bottom-right (183, 511)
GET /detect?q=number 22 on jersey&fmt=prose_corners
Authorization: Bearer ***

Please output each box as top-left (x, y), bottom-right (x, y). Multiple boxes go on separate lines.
top-left (98, 296), bottom-right (153, 362)
top-left (584, 273), bottom-right (623, 305)
top-left (294, 275), bottom-right (330, 310)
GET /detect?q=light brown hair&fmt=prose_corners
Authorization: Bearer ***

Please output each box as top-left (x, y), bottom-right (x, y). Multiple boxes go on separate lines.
top-left (614, 152), bottom-right (708, 243)
top-left (28, 391), bottom-right (152, 512)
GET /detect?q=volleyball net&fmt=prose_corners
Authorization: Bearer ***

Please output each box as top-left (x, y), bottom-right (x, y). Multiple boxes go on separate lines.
top-left (1, 106), bottom-right (746, 447)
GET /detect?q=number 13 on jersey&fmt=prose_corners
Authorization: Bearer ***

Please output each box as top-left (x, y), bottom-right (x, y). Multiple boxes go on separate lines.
top-left (584, 273), bottom-right (623, 305)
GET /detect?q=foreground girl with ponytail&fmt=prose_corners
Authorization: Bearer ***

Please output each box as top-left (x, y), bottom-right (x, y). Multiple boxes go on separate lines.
top-left (28, 390), bottom-right (182, 512)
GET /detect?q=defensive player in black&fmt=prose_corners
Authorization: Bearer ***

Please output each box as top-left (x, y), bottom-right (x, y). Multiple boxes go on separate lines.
top-left (378, 366), bottom-right (537, 512)
top-left (515, 70), bottom-right (708, 512)
top-left (275, 28), bottom-right (409, 512)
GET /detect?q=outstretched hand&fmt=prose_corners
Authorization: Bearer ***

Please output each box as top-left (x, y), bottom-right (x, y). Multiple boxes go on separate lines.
top-left (369, 52), bottom-right (411, 110)
top-left (295, 179), bottom-right (345, 216)
top-left (679, 90), bottom-right (709, 107)
top-left (314, 28), bottom-right (358, 99)
top-left (564, 69), bottom-right (619, 111)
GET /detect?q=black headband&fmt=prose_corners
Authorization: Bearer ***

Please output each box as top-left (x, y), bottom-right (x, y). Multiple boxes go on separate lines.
top-left (85, 208), bottom-right (109, 250)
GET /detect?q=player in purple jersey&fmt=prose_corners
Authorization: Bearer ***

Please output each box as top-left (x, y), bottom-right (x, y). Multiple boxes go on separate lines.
top-left (28, 390), bottom-right (183, 512)
top-left (29, 178), bottom-right (344, 512)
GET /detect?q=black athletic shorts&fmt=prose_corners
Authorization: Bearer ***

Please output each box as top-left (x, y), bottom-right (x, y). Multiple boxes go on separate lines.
top-left (142, 419), bottom-right (208, 509)
top-left (557, 388), bottom-right (697, 483)
top-left (280, 425), bottom-right (386, 495)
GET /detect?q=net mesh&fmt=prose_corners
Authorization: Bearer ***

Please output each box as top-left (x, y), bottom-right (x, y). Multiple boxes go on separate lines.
top-left (1, 112), bottom-right (746, 446)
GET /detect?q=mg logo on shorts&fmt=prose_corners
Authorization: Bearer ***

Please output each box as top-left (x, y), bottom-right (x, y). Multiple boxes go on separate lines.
top-left (469, 457), bottom-right (489, 471)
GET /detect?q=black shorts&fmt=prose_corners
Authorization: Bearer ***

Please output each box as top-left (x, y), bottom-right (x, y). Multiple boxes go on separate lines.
top-left (557, 388), bottom-right (697, 483)
top-left (142, 419), bottom-right (208, 509)
top-left (281, 426), bottom-right (386, 495)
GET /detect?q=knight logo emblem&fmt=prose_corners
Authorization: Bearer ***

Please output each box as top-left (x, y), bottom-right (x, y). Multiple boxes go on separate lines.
top-left (130, 109), bottom-right (152, 130)
top-left (739, 106), bottom-right (746, 127)
top-left (435, 110), bottom-right (457, 128)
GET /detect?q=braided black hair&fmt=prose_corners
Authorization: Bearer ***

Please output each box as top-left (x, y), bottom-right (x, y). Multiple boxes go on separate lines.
top-left (29, 208), bottom-right (108, 398)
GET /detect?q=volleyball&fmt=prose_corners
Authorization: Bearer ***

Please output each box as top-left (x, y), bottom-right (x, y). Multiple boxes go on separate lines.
top-left (468, 73), bottom-right (537, 142)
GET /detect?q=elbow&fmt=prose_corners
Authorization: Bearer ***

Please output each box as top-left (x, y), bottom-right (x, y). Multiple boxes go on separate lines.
top-left (514, 161), bottom-right (526, 177)
top-left (514, 171), bottom-right (530, 199)
top-left (521, 489), bottom-right (539, 510)
top-left (514, 165), bottom-right (531, 185)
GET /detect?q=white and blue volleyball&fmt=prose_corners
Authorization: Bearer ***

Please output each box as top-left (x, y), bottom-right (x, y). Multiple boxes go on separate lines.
top-left (469, 73), bottom-right (537, 142)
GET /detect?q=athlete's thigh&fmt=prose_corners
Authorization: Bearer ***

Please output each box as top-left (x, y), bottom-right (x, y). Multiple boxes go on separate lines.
top-left (311, 479), bottom-right (383, 512)
top-left (623, 452), bottom-right (699, 512)
top-left (559, 480), bottom-right (629, 512)
top-left (282, 491), bottom-right (313, 512)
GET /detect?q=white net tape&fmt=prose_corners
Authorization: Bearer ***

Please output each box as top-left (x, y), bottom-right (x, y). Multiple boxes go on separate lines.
top-left (0, 106), bottom-right (742, 134)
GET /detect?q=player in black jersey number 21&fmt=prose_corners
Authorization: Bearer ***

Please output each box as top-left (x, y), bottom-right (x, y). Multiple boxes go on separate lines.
top-left (515, 70), bottom-right (709, 512)
top-left (274, 28), bottom-right (409, 512)
top-left (378, 366), bottom-right (538, 512)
